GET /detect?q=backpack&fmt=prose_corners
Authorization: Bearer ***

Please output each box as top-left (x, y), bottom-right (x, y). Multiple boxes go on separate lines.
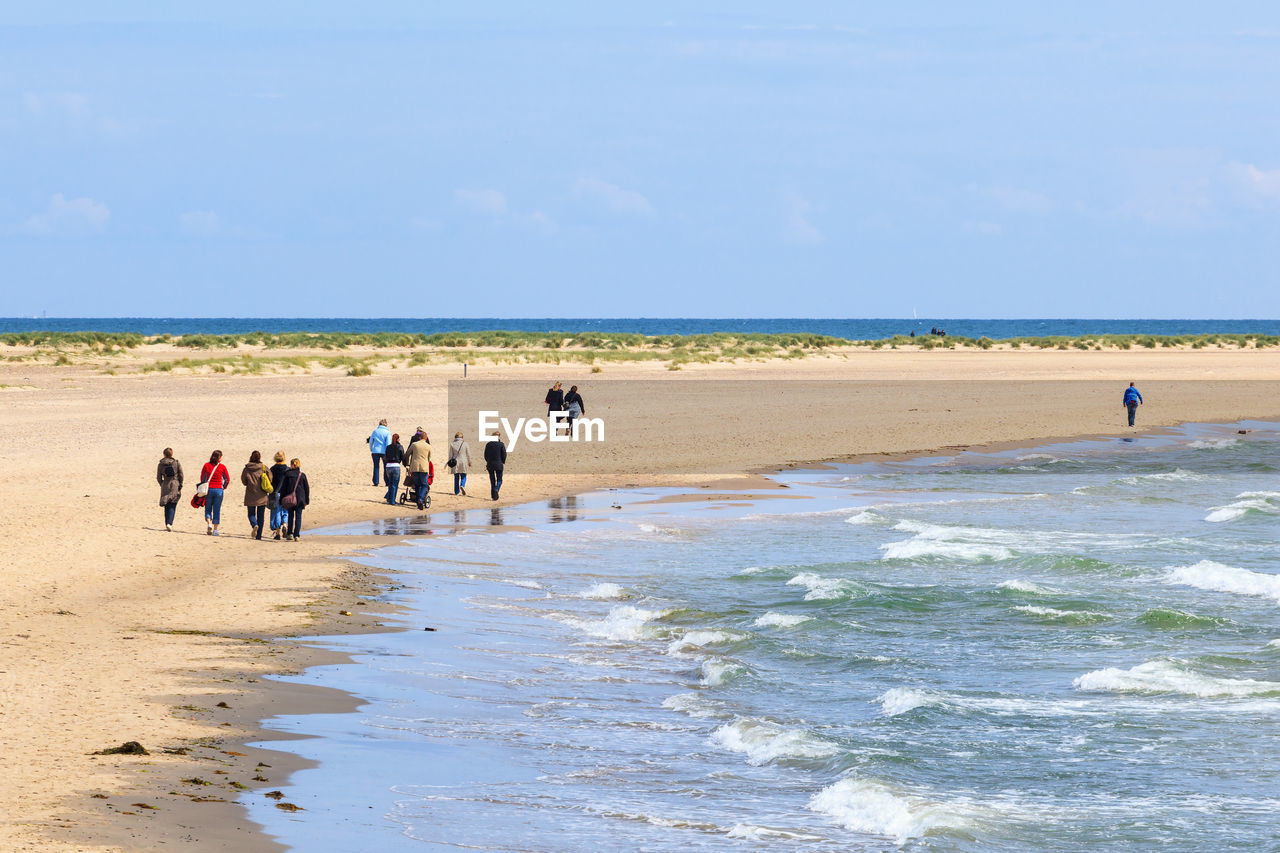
top-left (162, 462), bottom-right (176, 479)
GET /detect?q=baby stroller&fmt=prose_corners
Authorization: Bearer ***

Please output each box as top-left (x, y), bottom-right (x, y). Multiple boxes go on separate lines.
top-left (398, 462), bottom-right (433, 509)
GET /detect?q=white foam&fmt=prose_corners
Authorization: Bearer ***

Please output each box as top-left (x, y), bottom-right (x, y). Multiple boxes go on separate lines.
top-left (1190, 438), bottom-right (1239, 450)
top-left (566, 605), bottom-right (669, 641)
top-left (879, 687), bottom-right (942, 717)
top-left (998, 579), bottom-right (1057, 595)
top-left (808, 777), bottom-right (974, 844)
top-left (1205, 496), bottom-right (1280, 523)
top-left (1013, 605), bottom-right (1110, 622)
top-left (700, 657), bottom-right (746, 686)
top-left (845, 510), bottom-right (883, 525)
top-left (1073, 660), bottom-right (1280, 698)
top-left (662, 692), bottom-right (723, 719)
top-left (1166, 560), bottom-right (1280, 603)
top-left (786, 572), bottom-right (864, 601)
top-left (576, 583), bottom-right (629, 600)
top-left (725, 824), bottom-right (826, 842)
top-left (667, 630), bottom-right (743, 656)
top-left (880, 538), bottom-right (1012, 562)
top-left (1268, 639), bottom-right (1280, 648)
top-left (754, 612), bottom-right (811, 628)
top-left (710, 718), bottom-right (837, 765)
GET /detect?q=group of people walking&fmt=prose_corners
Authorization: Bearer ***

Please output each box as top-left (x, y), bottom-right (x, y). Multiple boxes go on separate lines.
top-left (368, 420), bottom-right (509, 506)
top-left (157, 448), bottom-right (310, 540)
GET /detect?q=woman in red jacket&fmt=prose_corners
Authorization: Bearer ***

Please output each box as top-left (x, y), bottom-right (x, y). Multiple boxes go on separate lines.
top-left (199, 450), bottom-right (231, 536)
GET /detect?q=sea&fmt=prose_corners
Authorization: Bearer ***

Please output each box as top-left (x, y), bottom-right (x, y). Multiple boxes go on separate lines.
top-left (247, 421), bottom-right (1280, 851)
top-left (3, 317), bottom-right (1280, 339)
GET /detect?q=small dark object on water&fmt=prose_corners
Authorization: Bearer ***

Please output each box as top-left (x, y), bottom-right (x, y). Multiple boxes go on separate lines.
top-left (215, 702), bottom-right (230, 708)
top-left (96, 741), bottom-right (148, 755)
top-left (423, 627), bottom-right (437, 632)
top-left (1238, 430), bottom-right (1248, 434)
top-left (264, 790), bottom-right (285, 800)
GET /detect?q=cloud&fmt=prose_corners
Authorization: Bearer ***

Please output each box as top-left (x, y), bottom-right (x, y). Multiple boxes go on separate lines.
top-left (519, 210), bottom-right (558, 234)
top-left (454, 188), bottom-right (508, 216)
top-left (781, 192), bottom-right (823, 245)
top-left (179, 210), bottom-right (221, 236)
top-left (573, 178), bottom-right (655, 217)
top-left (22, 193), bottom-right (110, 235)
top-left (1227, 162), bottom-right (1280, 202)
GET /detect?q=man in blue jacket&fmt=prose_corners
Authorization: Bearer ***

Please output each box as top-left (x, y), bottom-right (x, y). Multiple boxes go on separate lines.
top-left (1123, 383), bottom-right (1143, 427)
top-left (367, 419), bottom-right (391, 485)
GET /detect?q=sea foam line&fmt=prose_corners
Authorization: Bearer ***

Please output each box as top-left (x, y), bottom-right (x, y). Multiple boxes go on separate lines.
top-left (1166, 560), bottom-right (1280, 603)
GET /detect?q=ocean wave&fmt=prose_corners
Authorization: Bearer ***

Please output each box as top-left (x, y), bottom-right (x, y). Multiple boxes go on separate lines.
top-left (564, 605), bottom-right (670, 641)
top-left (1012, 605), bottom-right (1111, 624)
top-left (845, 510), bottom-right (885, 526)
top-left (725, 824), bottom-right (826, 842)
top-left (1073, 659), bottom-right (1280, 698)
top-left (575, 582), bottom-right (629, 600)
top-left (1190, 438), bottom-right (1240, 450)
top-left (754, 611), bottom-right (811, 628)
top-left (786, 572), bottom-right (866, 601)
top-left (877, 687), bottom-right (1101, 719)
top-left (661, 692), bottom-right (724, 719)
top-left (879, 687), bottom-right (943, 717)
top-left (1138, 608), bottom-right (1233, 630)
top-left (1166, 560), bottom-right (1280, 603)
top-left (808, 777), bottom-right (976, 843)
top-left (710, 717), bottom-right (838, 765)
top-left (667, 629), bottom-right (744, 656)
top-left (998, 579), bottom-right (1059, 595)
top-left (700, 657), bottom-right (747, 686)
top-left (1204, 491), bottom-right (1280, 523)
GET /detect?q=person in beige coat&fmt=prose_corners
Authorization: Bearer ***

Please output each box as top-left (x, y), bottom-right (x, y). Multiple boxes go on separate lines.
top-left (241, 450), bottom-right (271, 540)
top-left (403, 431), bottom-right (432, 510)
top-left (157, 448), bottom-right (183, 532)
top-left (448, 431), bottom-right (472, 496)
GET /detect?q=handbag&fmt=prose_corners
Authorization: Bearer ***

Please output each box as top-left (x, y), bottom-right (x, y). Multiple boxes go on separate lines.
top-left (196, 462), bottom-right (219, 496)
top-left (447, 456), bottom-right (457, 468)
top-left (190, 493), bottom-right (205, 509)
top-left (260, 470), bottom-right (273, 492)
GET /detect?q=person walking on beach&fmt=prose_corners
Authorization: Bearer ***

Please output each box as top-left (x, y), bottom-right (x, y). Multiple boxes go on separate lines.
top-left (484, 434), bottom-right (507, 501)
top-left (1123, 382), bottom-right (1143, 427)
top-left (449, 431), bottom-right (471, 496)
top-left (545, 381), bottom-right (564, 416)
top-left (268, 451), bottom-right (290, 539)
top-left (276, 458), bottom-right (310, 541)
top-left (241, 450), bottom-right (271, 540)
top-left (564, 385), bottom-right (585, 433)
top-left (199, 450), bottom-right (231, 536)
top-left (157, 448), bottom-right (183, 532)
top-left (404, 430), bottom-right (432, 510)
top-left (383, 433), bottom-right (404, 506)
top-left (368, 419), bottom-right (391, 486)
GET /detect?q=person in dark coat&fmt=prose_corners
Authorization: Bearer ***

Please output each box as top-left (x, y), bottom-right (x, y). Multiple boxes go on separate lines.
top-left (268, 451), bottom-right (290, 539)
top-left (383, 433), bottom-right (405, 506)
top-left (564, 385), bottom-right (585, 433)
top-left (484, 436), bottom-right (507, 501)
top-left (157, 448), bottom-right (183, 531)
top-left (276, 458), bottom-right (311, 541)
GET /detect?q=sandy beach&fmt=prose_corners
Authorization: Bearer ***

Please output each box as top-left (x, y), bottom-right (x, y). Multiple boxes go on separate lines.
top-left (3, 347), bottom-right (1280, 851)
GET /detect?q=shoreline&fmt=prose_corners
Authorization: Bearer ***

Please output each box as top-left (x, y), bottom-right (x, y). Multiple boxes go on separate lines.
top-left (4, 353), bottom-right (1280, 850)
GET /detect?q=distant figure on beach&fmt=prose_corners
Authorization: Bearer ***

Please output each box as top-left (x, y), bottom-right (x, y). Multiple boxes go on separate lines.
top-left (368, 419), bottom-right (391, 486)
top-left (564, 385), bottom-right (585, 431)
top-left (383, 433), bottom-right (404, 506)
top-left (268, 451), bottom-right (290, 539)
top-left (449, 431), bottom-right (472, 496)
top-left (545, 381), bottom-right (564, 417)
top-left (404, 430), bottom-right (433, 510)
top-left (241, 450), bottom-right (270, 540)
top-left (1123, 382), bottom-right (1143, 427)
top-left (200, 450), bottom-right (231, 536)
top-left (485, 435), bottom-right (507, 501)
top-left (157, 448), bottom-right (183, 532)
top-left (276, 458), bottom-right (310, 541)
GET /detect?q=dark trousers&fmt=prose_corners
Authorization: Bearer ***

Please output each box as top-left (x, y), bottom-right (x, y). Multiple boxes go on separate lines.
top-left (247, 505), bottom-right (265, 536)
top-left (1127, 403), bottom-right (1138, 426)
top-left (163, 501), bottom-right (177, 526)
top-left (371, 453), bottom-right (384, 485)
top-left (286, 507), bottom-right (303, 537)
top-left (384, 466), bottom-right (401, 504)
top-left (488, 466), bottom-right (503, 500)
top-left (412, 471), bottom-right (430, 508)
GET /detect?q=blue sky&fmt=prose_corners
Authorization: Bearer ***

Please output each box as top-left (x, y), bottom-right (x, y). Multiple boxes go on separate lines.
top-left (3, 3), bottom-right (1280, 318)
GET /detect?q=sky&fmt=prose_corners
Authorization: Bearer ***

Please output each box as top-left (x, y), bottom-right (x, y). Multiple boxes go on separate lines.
top-left (3, 3), bottom-right (1280, 318)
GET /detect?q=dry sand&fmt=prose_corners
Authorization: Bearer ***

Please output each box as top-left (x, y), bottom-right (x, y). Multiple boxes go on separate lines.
top-left (2, 348), bottom-right (1279, 851)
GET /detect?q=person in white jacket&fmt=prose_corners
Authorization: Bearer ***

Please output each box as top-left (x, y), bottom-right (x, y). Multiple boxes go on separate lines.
top-left (449, 431), bottom-right (472, 496)
top-left (367, 419), bottom-right (391, 486)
